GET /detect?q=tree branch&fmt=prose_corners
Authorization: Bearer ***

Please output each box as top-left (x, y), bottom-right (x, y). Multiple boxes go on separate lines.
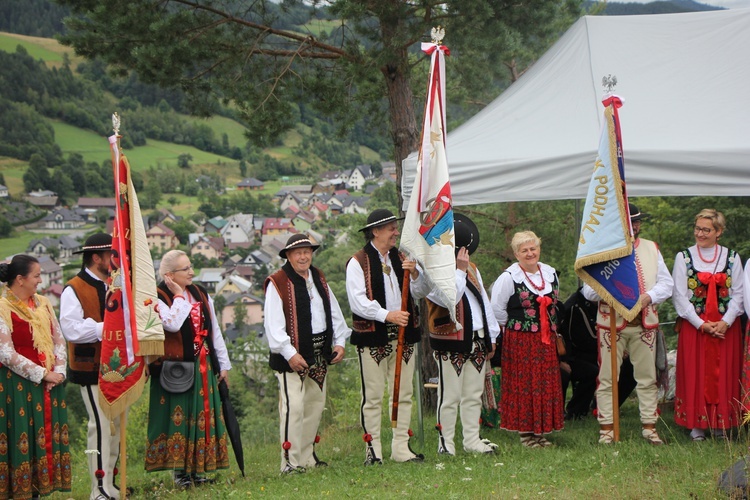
top-left (169, 0), bottom-right (351, 59)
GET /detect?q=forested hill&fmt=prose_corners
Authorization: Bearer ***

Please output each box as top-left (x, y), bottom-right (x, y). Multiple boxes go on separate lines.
top-left (595, 0), bottom-right (721, 15)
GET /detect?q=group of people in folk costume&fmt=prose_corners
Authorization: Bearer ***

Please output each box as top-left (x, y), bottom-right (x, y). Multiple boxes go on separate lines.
top-left (0, 202), bottom-right (748, 496)
top-left (0, 234), bottom-right (230, 499)
top-left (266, 204), bottom-right (750, 472)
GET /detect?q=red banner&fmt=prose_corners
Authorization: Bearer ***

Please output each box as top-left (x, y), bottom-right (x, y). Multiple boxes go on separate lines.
top-left (98, 138), bottom-right (146, 418)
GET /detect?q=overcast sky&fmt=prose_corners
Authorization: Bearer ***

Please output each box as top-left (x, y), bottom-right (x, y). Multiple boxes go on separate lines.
top-left (621, 0), bottom-right (750, 8)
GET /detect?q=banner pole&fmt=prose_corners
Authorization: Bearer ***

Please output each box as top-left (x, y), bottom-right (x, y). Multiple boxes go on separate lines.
top-left (391, 276), bottom-right (411, 427)
top-left (119, 411), bottom-right (127, 497)
top-left (610, 312), bottom-right (620, 442)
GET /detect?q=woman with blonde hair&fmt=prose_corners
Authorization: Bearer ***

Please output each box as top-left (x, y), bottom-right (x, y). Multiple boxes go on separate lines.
top-left (145, 250), bottom-right (231, 486)
top-left (673, 209), bottom-right (744, 441)
top-left (491, 231), bottom-right (564, 448)
top-left (0, 254), bottom-right (70, 499)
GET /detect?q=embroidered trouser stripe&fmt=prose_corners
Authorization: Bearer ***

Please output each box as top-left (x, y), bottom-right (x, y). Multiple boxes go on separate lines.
top-left (276, 371), bottom-right (326, 471)
top-left (82, 384), bottom-right (123, 500)
top-left (358, 341), bottom-right (416, 462)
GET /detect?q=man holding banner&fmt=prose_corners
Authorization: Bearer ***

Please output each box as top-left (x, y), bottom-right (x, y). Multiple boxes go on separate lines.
top-left (583, 206), bottom-right (672, 445)
top-left (346, 208), bottom-right (428, 465)
top-left (575, 93), bottom-right (672, 445)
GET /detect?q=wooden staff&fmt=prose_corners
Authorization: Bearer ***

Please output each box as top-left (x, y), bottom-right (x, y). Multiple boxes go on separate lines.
top-left (610, 311), bottom-right (620, 442)
top-left (119, 410), bottom-right (128, 497)
top-left (391, 274), bottom-right (411, 428)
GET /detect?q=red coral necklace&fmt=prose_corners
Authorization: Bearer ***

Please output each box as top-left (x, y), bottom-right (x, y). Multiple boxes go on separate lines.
top-left (521, 265), bottom-right (546, 291)
top-left (697, 245), bottom-right (718, 264)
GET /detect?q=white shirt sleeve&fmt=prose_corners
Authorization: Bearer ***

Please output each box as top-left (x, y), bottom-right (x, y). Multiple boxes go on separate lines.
top-left (59, 285), bottom-right (103, 343)
top-left (645, 249), bottom-right (674, 305)
top-left (263, 283), bottom-right (298, 361)
top-left (672, 252), bottom-right (704, 329)
top-left (346, 258), bottom-right (390, 324)
top-left (490, 272), bottom-right (514, 327)
top-left (329, 287), bottom-right (352, 347)
top-left (206, 294), bottom-right (231, 372)
top-left (158, 296), bottom-right (192, 332)
top-left (723, 254), bottom-right (744, 326)
top-left (476, 268), bottom-right (501, 342)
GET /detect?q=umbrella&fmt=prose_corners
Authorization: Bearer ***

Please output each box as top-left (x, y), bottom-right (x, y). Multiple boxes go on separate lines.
top-left (218, 380), bottom-right (245, 477)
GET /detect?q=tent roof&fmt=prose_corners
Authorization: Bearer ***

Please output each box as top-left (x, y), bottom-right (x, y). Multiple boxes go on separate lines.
top-left (402, 9), bottom-right (750, 207)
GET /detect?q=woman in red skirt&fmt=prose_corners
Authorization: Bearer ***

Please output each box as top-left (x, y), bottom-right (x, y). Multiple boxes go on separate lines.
top-left (491, 231), bottom-right (564, 448)
top-left (673, 209), bottom-right (744, 441)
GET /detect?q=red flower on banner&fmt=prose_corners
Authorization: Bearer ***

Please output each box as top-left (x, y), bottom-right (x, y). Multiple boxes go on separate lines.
top-left (143, 298), bottom-right (152, 306)
top-left (282, 441), bottom-right (292, 450)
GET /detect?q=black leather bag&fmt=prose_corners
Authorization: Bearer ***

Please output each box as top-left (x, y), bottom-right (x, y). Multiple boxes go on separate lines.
top-left (159, 361), bottom-right (194, 394)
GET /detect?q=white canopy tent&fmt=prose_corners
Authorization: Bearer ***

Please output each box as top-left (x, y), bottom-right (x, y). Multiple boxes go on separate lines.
top-left (402, 9), bottom-right (750, 207)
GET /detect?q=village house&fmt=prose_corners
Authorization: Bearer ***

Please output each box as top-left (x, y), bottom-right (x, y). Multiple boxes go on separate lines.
top-left (216, 275), bottom-right (253, 296)
top-left (146, 222), bottom-right (178, 251)
top-left (0, 184), bottom-right (8, 198)
top-left (279, 191), bottom-right (304, 212)
top-left (37, 256), bottom-right (63, 290)
top-left (27, 235), bottom-right (81, 263)
top-left (204, 216), bottom-right (227, 234)
top-left (41, 208), bottom-right (86, 229)
top-left (220, 213), bottom-right (254, 244)
top-left (25, 190), bottom-right (59, 210)
top-left (292, 210), bottom-right (317, 232)
top-left (309, 201), bottom-right (330, 220)
top-left (190, 235), bottom-right (225, 261)
top-left (194, 267), bottom-right (226, 292)
top-left (344, 165), bottom-right (374, 191)
top-left (219, 291), bottom-right (265, 331)
top-left (42, 283), bottom-right (64, 308)
top-left (236, 177), bottom-right (264, 190)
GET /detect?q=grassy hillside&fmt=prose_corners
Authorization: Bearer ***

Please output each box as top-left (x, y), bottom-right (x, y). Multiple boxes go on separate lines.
top-left (0, 31), bottom-right (81, 68)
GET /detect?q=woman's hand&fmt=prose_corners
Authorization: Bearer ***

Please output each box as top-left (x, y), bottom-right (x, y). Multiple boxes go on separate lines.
top-left (164, 275), bottom-right (184, 297)
top-left (217, 369), bottom-right (229, 387)
top-left (43, 370), bottom-right (64, 391)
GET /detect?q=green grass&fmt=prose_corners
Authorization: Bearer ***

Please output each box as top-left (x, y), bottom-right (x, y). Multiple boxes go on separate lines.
top-left (183, 115), bottom-right (249, 150)
top-left (52, 391), bottom-right (741, 499)
top-left (0, 31), bottom-right (82, 69)
top-left (0, 230), bottom-right (57, 255)
top-left (49, 120), bottom-right (240, 171)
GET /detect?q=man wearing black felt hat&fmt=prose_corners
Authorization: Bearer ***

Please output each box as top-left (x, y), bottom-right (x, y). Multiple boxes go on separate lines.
top-left (345, 208), bottom-right (430, 465)
top-left (265, 233), bottom-right (351, 473)
top-left (412, 214), bottom-right (500, 455)
top-left (60, 233), bottom-right (122, 499)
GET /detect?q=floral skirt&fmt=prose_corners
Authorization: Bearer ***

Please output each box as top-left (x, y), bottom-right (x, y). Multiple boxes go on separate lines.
top-left (145, 359), bottom-right (229, 474)
top-left (0, 367), bottom-right (71, 500)
top-left (500, 330), bottom-right (564, 435)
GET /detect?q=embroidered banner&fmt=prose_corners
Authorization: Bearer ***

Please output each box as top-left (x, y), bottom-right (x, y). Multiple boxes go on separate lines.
top-left (99, 135), bottom-right (164, 418)
top-left (574, 96), bottom-right (642, 322)
top-left (400, 41), bottom-right (457, 323)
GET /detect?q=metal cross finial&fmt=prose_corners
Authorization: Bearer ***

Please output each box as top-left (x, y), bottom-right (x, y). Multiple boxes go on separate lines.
top-left (112, 112), bottom-right (121, 136)
top-left (602, 74), bottom-right (618, 93)
top-left (431, 26), bottom-right (445, 45)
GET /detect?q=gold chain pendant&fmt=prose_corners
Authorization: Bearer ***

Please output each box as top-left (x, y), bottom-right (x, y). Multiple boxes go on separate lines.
top-left (382, 264), bottom-right (391, 276)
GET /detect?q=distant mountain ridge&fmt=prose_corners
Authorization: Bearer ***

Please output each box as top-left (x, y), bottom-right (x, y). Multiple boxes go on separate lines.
top-left (591, 0), bottom-right (722, 15)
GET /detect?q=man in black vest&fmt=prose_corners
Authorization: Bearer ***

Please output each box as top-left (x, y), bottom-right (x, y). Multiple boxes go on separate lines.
top-left (265, 234), bottom-right (351, 474)
top-left (60, 233), bottom-right (119, 500)
top-left (414, 214), bottom-right (500, 455)
top-left (345, 209), bottom-right (429, 465)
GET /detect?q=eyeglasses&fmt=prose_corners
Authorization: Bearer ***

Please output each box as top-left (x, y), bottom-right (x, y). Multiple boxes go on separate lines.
top-left (693, 226), bottom-right (713, 235)
top-left (172, 265), bottom-right (193, 273)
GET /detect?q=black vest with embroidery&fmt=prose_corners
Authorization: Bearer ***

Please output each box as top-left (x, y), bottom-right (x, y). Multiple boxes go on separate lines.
top-left (265, 262), bottom-right (333, 373)
top-left (349, 244), bottom-right (420, 347)
top-left (504, 274), bottom-right (559, 334)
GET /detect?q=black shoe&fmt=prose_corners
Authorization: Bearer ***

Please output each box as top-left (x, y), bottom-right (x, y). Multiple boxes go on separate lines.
top-left (363, 456), bottom-right (382, 466)
top-left (281, 463), bottom-right (306, 475)
top-left (173, 472), bottom-right (192, 488)
top-left (190, 474), bottom-right (215, 485)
